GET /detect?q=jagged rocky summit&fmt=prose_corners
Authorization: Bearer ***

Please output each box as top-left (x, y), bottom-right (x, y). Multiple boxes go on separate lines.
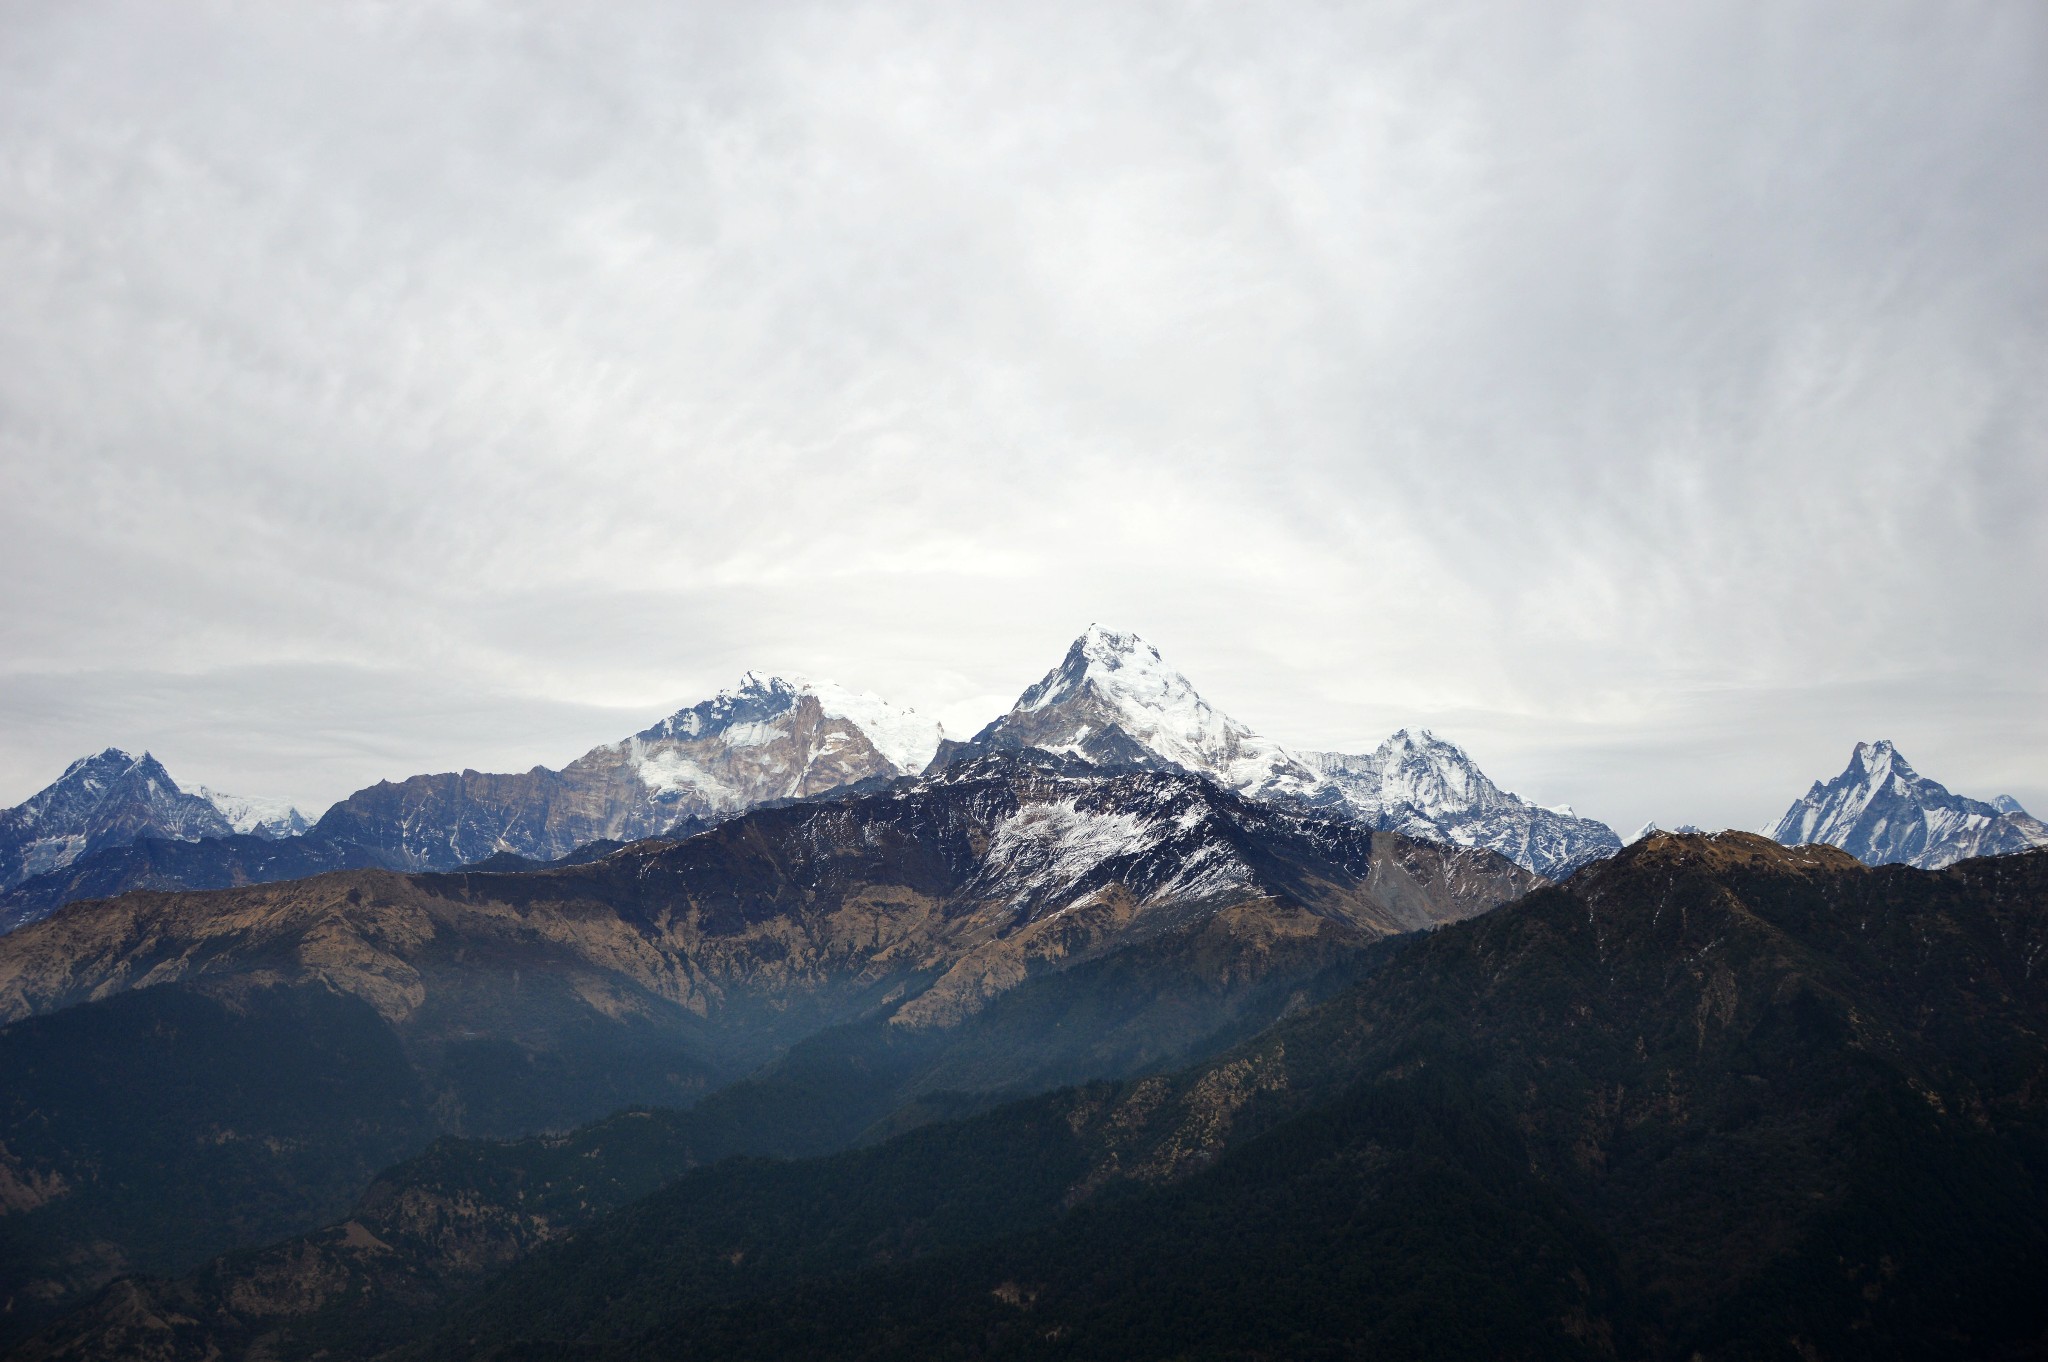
top-left (963, 626), bottom-right (1621, 878)
top-left (310, 671), bottom-right (942, 871)
top-left (1765, 739), bottom-right (2048, 869)
top-left (0, 749), bottom-right (236, 890)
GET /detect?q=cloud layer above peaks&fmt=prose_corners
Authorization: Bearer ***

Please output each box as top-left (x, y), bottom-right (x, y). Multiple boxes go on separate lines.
top-left (1, 0), bottom-right (2043, 830)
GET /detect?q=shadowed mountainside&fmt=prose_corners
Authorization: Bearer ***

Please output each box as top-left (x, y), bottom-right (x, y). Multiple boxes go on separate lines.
top-left (384, 834), bottom-right (2048, 1361)
top-left (0, 753), bottom-right (1535, 1344)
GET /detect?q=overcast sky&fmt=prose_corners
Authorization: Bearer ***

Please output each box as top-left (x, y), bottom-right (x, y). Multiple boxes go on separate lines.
top-left (2, 0), bottom-right (2043, 833)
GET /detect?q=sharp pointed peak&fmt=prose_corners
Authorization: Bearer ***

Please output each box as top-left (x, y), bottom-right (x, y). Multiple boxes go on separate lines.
top-left (1069, 624), bottom-right (1163, 666)
top-left (55, 747), bottom-right (151, 783)
top-left (1846, 739), bottom-right (1914, 780)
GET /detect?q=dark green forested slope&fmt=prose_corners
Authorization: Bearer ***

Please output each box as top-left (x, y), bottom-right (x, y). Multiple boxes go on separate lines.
top-left (0, 985), bottom-right (434, 1348)
top-left (413, 835), bottom-right (2048, 1362)
top-left (9, 904), bottom-right (1387, 1362)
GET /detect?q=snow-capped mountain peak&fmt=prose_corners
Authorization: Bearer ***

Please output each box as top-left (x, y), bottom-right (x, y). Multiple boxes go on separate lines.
top-left (976, 627), bottom-right (1325, 802)
top-left (1626, 820), bottom-right (1705, 843)
top-left (1, 748), bottom-right (234, 889)
top-left (968, 629), bottom-right (1621, 879)
top-left (1766, 740), bottom-right (2048, 869)
top-left (288, 672), bottom-right (952, 876)
top-left (1306, 729), bottom-right (1621, 878)
top-left (1846, 738), bottom-right (1908, 794)
top-left (1368, 729), bottom-right (1499, 816)
top-left (802, 677), bottom-right (945, 774)
top-left (637, 672), bottom-right (942, 776)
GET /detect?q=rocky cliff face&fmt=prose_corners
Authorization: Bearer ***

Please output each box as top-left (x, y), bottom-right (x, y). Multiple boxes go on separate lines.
top-left (0, 750), bottom-right (233, 890)
top-left (965, 627), bottom-right (1620, 877)
top-left (1765, 739), bottom-right (2048, 868)
top-left (309, 673), bottom-right (942, 871)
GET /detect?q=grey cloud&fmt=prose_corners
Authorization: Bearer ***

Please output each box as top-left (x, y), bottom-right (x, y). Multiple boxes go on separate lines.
top-left (1, 1), bottom-right (2042, 831)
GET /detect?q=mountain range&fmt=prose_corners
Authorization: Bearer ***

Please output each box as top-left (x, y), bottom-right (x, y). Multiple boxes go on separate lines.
top-left (14, 833), bottom-right (2045, 1361)
top-left (1, 626), bottom-right (2044, 1358)
top-left (0, 674), bottom-right (941, 931)
top-left (957, 626), bottom-right (1623, 877)
top-left (0, 629), bottom-right (1616, 931)
top-left (0, 749), bottom-right (1537, 1335)
top-left (5, 630), bottom-right (2042, 939)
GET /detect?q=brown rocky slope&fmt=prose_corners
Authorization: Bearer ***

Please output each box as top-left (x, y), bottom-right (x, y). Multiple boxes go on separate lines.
top-left (0, 752), bottom-right (1538, 1343)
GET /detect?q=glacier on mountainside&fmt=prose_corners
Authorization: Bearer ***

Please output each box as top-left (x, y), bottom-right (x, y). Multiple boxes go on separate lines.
top-left (196, 788), bottom-right (314, 839)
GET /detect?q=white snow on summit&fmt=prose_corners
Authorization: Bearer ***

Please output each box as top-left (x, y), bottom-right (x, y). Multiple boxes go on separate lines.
top-left (976, 625), bottom-right (1325, 803)
top-left (639, 672), bottom-right (940, 774)
top-left (973, 628), bottom-right (1621, 879)
top-left (1626, 821), bottom-right (1704, 844)
top-left (1766, 740), bottom-right (2048, 869)
top-left (595, 671), bottom-right (945, 818)
top-left (1305, 729), bottom-right (1622, 879)
top-left (805, 678), bottom-right (944, 774)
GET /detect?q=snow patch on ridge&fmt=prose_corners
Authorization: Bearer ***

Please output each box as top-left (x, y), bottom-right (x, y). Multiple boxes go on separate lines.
top-left (984, 799), bottom-right (1158, 897)
top-left (978, 792), bottom-right (1255, 912)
